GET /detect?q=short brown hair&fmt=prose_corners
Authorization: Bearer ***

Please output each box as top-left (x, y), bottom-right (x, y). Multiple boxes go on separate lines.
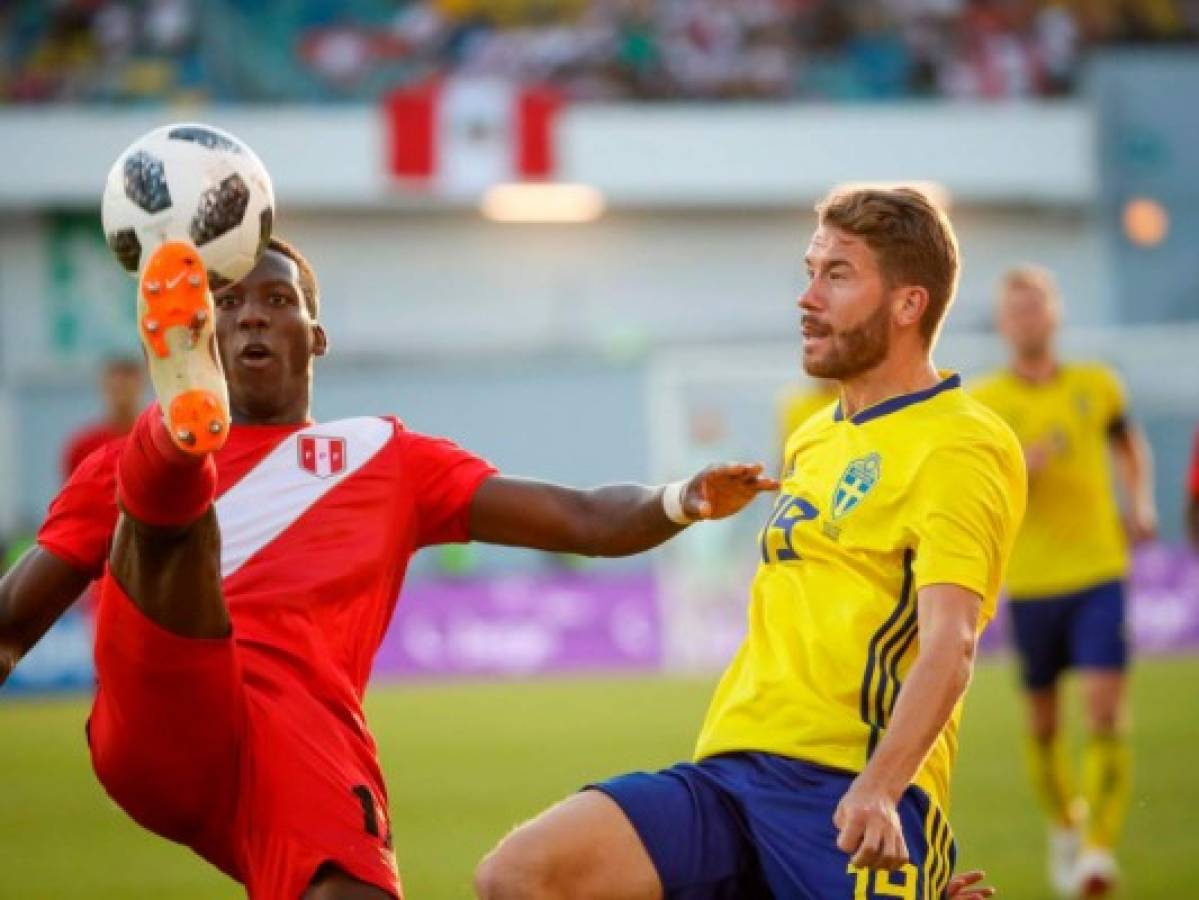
top-left (998, 264), bottom-right (1059, 304)
top-left (816, 187), bottom-right (959, 344)
top-left (267, 236), bottom-right (319, 319)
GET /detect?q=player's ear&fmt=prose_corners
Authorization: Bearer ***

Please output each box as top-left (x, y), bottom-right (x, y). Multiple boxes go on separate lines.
top-left (312, 323), bottom-right (328, 358)
top-left (895, 286), bottom-right (929, 331)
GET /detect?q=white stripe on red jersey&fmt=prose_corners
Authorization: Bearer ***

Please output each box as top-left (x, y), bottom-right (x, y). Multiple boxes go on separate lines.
top-left (215, 417), bottom-right (393, 580)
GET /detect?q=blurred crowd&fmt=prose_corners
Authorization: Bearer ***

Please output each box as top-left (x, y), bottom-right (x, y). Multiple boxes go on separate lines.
top-left (2, 0), bottom-right (1197, 105)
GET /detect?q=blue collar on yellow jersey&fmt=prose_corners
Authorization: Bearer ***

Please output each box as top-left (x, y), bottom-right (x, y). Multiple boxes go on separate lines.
top-left (833, 372), bottom-right (962, 426)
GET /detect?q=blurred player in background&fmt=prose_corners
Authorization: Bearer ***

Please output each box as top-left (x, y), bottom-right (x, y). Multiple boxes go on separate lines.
top-left (1188, 427), bottom-right (1199, 549)
top-left (475, 186), bottom-right (1023, 900)
top-left (971, 266), bottom-right (1157, 898)
top-left (776, 377), bottom-right (838, 455)
top-left (0, 236), bottom-right (777, 900)
top-left (60, 356), bottom-right (144, 479)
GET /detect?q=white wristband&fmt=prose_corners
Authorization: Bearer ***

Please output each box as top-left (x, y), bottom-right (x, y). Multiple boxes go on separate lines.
top-left (662, 479), bottom-right (695, 526)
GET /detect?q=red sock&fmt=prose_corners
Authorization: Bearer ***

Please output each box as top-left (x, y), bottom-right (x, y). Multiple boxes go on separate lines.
top-left (117, 404), bottom-right (217, 527)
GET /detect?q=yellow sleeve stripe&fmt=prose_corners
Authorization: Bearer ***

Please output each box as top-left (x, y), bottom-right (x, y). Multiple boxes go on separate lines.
top-left (860, 549), bottom-right (917, 757)
top-left (920, 801), bottom-right (956, 898)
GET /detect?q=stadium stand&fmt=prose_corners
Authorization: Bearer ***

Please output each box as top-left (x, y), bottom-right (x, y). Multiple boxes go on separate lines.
top-left (3, 0), bottom-right (1197, 105)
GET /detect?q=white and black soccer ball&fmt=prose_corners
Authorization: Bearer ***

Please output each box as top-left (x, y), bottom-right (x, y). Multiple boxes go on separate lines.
top-left (101, 123), bottom-right (275, 287)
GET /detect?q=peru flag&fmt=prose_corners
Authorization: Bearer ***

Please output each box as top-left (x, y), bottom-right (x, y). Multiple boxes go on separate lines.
top-left (385, 78), bottom-right (561, 196)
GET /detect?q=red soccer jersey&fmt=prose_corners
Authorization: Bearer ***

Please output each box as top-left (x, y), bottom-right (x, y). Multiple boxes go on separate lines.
top-left (1190, 428), bottom-right (1199, 499)
top-left (61, 421), bottom-right (127, 481)
top-left (39, 414), bottom-right (495, 731)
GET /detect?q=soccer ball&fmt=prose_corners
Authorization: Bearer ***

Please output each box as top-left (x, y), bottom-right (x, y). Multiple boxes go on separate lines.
top-left (101, 123), bottom-right (275, 287)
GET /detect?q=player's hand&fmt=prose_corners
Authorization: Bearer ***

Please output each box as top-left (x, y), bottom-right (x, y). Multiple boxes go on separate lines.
top-left (1126, 498), bottom-right (1158, 545)
top-left (947, 870), bottom-right (996, 898)
top-left (683, 463), bottom-right (778, 521)
top-left (0, 646), bottom-right (14, 687)
top-left (833, 776), bottom-right (908, 870)
top-left (1023, 441), bottom-right (1052, 476)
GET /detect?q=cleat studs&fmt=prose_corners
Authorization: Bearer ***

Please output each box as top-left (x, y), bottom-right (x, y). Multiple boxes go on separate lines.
top-left (208, 420), bottom-right (223, 435)
top-left (146, 281), bottom-right (161, 293)
top-left (176, 428), bottom-right (195, 446)
top-left (193, 310), bottom-right (207, 325)
top-left (145, 319), bottom-right (160, 333)
top-left (188, 274), bottom-right (202, 287)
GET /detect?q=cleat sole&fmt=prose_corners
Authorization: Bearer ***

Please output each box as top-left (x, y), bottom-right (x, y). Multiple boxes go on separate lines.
top-left (137, 241), bottom-right (229, 457)
top-left (168, 390), bottom-right (226, 455)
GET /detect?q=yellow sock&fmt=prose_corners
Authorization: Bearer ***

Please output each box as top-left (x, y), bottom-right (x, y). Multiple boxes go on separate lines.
top-left (1025, 734), bottom-right (1076, 826)
top-left (1082, 733), bottom-right (1132, 848)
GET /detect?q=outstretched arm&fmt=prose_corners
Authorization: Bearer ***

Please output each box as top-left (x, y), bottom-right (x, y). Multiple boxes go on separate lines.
top-left (468, 463), bottom-right (778, 557)
top-left (0, 545), bottom-right (91, 686)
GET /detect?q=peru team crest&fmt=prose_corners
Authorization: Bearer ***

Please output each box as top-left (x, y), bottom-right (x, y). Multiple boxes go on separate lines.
top-left (831, 452), bottom-right (881, 520)
top-left (298, 435), bottom-right (347, 478)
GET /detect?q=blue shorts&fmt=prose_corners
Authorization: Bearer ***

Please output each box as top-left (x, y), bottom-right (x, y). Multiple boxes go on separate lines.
top-left (1008, 579), bottom-right (1129, 690)
top-left (589, 752), bottom-right (956, 900)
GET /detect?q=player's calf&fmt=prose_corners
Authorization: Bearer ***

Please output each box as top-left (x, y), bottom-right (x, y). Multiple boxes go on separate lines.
top-left (109, 240), bottom-right (231, 637)
top-left (109, 506), bottom-right (227, 639)
top-left (111, 405), bottom-right (224, 637)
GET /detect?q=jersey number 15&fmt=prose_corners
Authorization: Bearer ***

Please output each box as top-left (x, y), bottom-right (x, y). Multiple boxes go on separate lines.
top-left (759, 493), bottom-right (819, 564)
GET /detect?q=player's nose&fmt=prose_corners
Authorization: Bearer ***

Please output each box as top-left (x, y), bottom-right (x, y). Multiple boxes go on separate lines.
top-left (797, 282), bottom-right (821, 312)
top-left (236, 295), bottom-right (271, 329)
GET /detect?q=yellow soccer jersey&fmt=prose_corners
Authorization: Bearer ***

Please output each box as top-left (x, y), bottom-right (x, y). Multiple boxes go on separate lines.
top-left (695, 373), bottom-right (1025, 814)
top-left (971, 363), bottom-right (1129, 597)
top-left (777, 382), bottom-right (840, 448)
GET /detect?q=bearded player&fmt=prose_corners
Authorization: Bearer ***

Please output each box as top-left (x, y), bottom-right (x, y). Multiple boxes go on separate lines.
top-left (475, 187), bottom-right (1026, 900)
top-left (0, 236), bottom-right (780, 899)
top-left (972, 267), bottom-right (1156, 897)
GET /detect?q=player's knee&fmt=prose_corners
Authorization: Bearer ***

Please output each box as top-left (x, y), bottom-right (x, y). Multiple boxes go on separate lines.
top-left (1030, 719), bottom-right (1058, 743)
top-left (474, 837), bottom-right (560, 900)
top-left (1087, 707), bottom-right (1122, 736)
top-left (1084, 679), bottom-right (1124, 735)
top-left (1026, 692), bottom-right (1059, 741)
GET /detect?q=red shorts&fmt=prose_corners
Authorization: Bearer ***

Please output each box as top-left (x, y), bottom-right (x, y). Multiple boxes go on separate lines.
top-left (88, 573), bottom-right (402, 899)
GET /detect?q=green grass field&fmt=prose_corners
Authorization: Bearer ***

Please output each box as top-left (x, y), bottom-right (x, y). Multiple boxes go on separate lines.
top-left (1, 656), bottom-right (1196, 899)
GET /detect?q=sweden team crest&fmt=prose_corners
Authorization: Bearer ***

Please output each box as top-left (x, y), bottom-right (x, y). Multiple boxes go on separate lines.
top-left (831, 452), bottom-right (881, 520)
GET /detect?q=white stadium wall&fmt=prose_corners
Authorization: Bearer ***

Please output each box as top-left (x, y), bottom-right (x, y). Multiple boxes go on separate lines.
top-left (0, 207), bottom-right (1109, 377)
top-left (0, 102), bottom-right (1094, 210)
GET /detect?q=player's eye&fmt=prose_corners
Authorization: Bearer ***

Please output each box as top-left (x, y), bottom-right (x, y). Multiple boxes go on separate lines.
top-left (269, 293), bottom-right (290, 306)
top-left (214, 294), bottom-right (237, 309)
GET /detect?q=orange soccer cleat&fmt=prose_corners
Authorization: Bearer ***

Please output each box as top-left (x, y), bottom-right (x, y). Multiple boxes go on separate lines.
top-left (137, 241), bottom-right (230, 456)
